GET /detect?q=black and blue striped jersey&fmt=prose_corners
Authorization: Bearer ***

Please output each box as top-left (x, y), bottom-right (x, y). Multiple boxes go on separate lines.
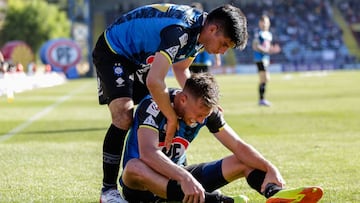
top-left (122, 88), bottom-right (226, 167)
top-left (105, 4), bottom-right (206, 67)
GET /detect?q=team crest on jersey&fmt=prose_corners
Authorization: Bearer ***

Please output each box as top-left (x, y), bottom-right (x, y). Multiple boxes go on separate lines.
top-left (146, 101), bottom-right (160, 117)
top-left (113, 63), bottom-right (123, 76)
top-left (144, 115), bottom-right (158, 128)
top-left (165, 45), bottom-right (180, 60)
top-left (179, 33), bottom-right (188, 48)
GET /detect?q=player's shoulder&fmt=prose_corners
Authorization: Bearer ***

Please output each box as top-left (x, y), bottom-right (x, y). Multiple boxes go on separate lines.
top-left (137, 97), bottom-right (160, 117)
top-left (260, 30), bottom-right (272, 40)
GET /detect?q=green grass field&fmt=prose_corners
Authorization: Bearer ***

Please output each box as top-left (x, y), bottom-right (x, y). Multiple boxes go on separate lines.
top-left (1, 70), bottom-right (359, 202)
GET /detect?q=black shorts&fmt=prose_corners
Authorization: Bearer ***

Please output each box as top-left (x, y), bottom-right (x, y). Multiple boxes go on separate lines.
top-left (256, 62), bottom-right (266, 72)
top-left (121, 159), bottom-right (228, 202)
top-left (92, 33), bottom-right (149, 105)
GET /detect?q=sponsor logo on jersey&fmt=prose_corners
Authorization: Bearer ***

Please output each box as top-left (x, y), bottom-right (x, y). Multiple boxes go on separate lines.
top-left (159, 137), bottom-right (189, 161)
top-left (144, 115), bottom-right (158, 128)
top-left (116, 77), bottom-right (125, 87)
top-left (146, 102), bottom-right (160, 117)
top-left (165, 45), bottom-right (180, 60)
top-left (179, 33), bottom-right (188, 48)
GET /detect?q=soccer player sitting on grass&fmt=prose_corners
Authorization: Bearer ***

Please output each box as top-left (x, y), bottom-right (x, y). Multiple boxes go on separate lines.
top-left (119, 72), bottom-right (323, 203)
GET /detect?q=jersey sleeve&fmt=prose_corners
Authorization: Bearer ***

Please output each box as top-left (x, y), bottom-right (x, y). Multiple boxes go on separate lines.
top-left (205, 108), bottom-right (226, 133)
top-left (136, 98), bottom-right (164, 132)
top-left (159, 25), bottom-right (189, 63)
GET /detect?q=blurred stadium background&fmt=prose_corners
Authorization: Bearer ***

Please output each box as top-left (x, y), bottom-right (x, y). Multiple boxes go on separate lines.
top-left (0, 0), bottom-right (360, 96)
top-left (1, 0), bottom-right (360, 79)
top-left (1, 1), bottom-right (360, 202)
top-left (86, 0), bottom-right (360, 73)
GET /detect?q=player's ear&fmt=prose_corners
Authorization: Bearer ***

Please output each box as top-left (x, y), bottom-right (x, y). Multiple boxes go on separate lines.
top-left (180, 92), bottom-right (188, 104)
top-left (209, 24), bottom-right (218, 33)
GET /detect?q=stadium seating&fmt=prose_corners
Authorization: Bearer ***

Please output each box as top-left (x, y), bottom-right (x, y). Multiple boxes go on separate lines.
top-left (232, 0), bottom-right (357, 70)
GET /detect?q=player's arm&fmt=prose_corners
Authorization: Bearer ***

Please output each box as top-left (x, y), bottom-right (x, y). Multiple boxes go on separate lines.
top-left (152, 25), bottom-right (193, 149)
top-left (138, 127), bottom-right (189, 181)
top-left (214, 124), bottom-right (285, 192)
top-left (172, 58), bottom-right (193, 88)
top-left (253, 38), bottom-right (271, 53)
top-left (252, 37), bottom-right (280, 54)
top-left (138, 127), bottom-right (205, 202)
top-left (146, 52), bottom-right (178, 151)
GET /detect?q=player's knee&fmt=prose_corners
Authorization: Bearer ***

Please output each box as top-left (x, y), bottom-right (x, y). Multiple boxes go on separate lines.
top-left (111, 111), bottom-right (133, 129)
top-left (123, 159), bottom-right (146, 180)
top-left (109, 98), bottom-right (134, 129)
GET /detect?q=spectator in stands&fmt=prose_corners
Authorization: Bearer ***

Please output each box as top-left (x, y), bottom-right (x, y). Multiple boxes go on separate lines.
top-left (252, 15), bottom-right (280, 106)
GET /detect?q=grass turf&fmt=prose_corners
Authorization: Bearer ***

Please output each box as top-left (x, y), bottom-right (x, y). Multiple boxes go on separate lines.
top-left (1, 70), bottom-right (359, 202)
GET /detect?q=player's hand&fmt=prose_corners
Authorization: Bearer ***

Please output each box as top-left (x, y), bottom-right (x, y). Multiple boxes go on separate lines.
top-left (261, 166), bottom-right (285, 193)
top-left (269, 44), bottom-right (281, 54)
top-left (164, 117), bottom-right (179, 152)
top-left (180, 175), bottom-right (205, 203)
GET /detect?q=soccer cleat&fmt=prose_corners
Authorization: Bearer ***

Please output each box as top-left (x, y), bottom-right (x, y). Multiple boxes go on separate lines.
top-left (259, 99), bottom-right (271, 107)
top-left (100, 188), bottom-right (128, 203)
top-left (266, 186), bottom-right (323, 203)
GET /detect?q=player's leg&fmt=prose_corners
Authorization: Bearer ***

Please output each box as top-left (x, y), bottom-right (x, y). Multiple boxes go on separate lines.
top-left (186, 159), bottom-right (249, 202)
top-left (121, 159), bottom-right (169, 202)
top-left (219, 155), bottom-right (323, 203)
top-left (99, 98), bottom-right (134, 202)
top-left (256, 61), bottom-right (271, 106)
top-left (244, 167), bottom-right (323, 203)
top-left (93, 33), bottom-right (135, 202)
top-left (103, 97), bottom-right (134, 185)
top-left (121, 159), bottom-right (219, 202)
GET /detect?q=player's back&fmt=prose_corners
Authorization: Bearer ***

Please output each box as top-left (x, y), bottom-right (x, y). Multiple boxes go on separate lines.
top-left (105, 4), bottom-right (204, 64)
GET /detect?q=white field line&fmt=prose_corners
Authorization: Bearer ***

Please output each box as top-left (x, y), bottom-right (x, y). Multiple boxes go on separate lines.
top-left (0, 83), bottom-right (90, 142)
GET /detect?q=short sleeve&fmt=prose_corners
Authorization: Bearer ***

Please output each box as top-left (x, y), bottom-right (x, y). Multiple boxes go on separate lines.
top-left (205, 108), bottom-right (226, 133)
top-left (159, 25), bottom-right (189, 62)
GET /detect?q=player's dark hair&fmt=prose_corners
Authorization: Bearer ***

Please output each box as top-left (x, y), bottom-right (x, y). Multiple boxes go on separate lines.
top-left (184, 72), bottom-right (219, 108)
top-left (207, 4), bottom-right (248, 50)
